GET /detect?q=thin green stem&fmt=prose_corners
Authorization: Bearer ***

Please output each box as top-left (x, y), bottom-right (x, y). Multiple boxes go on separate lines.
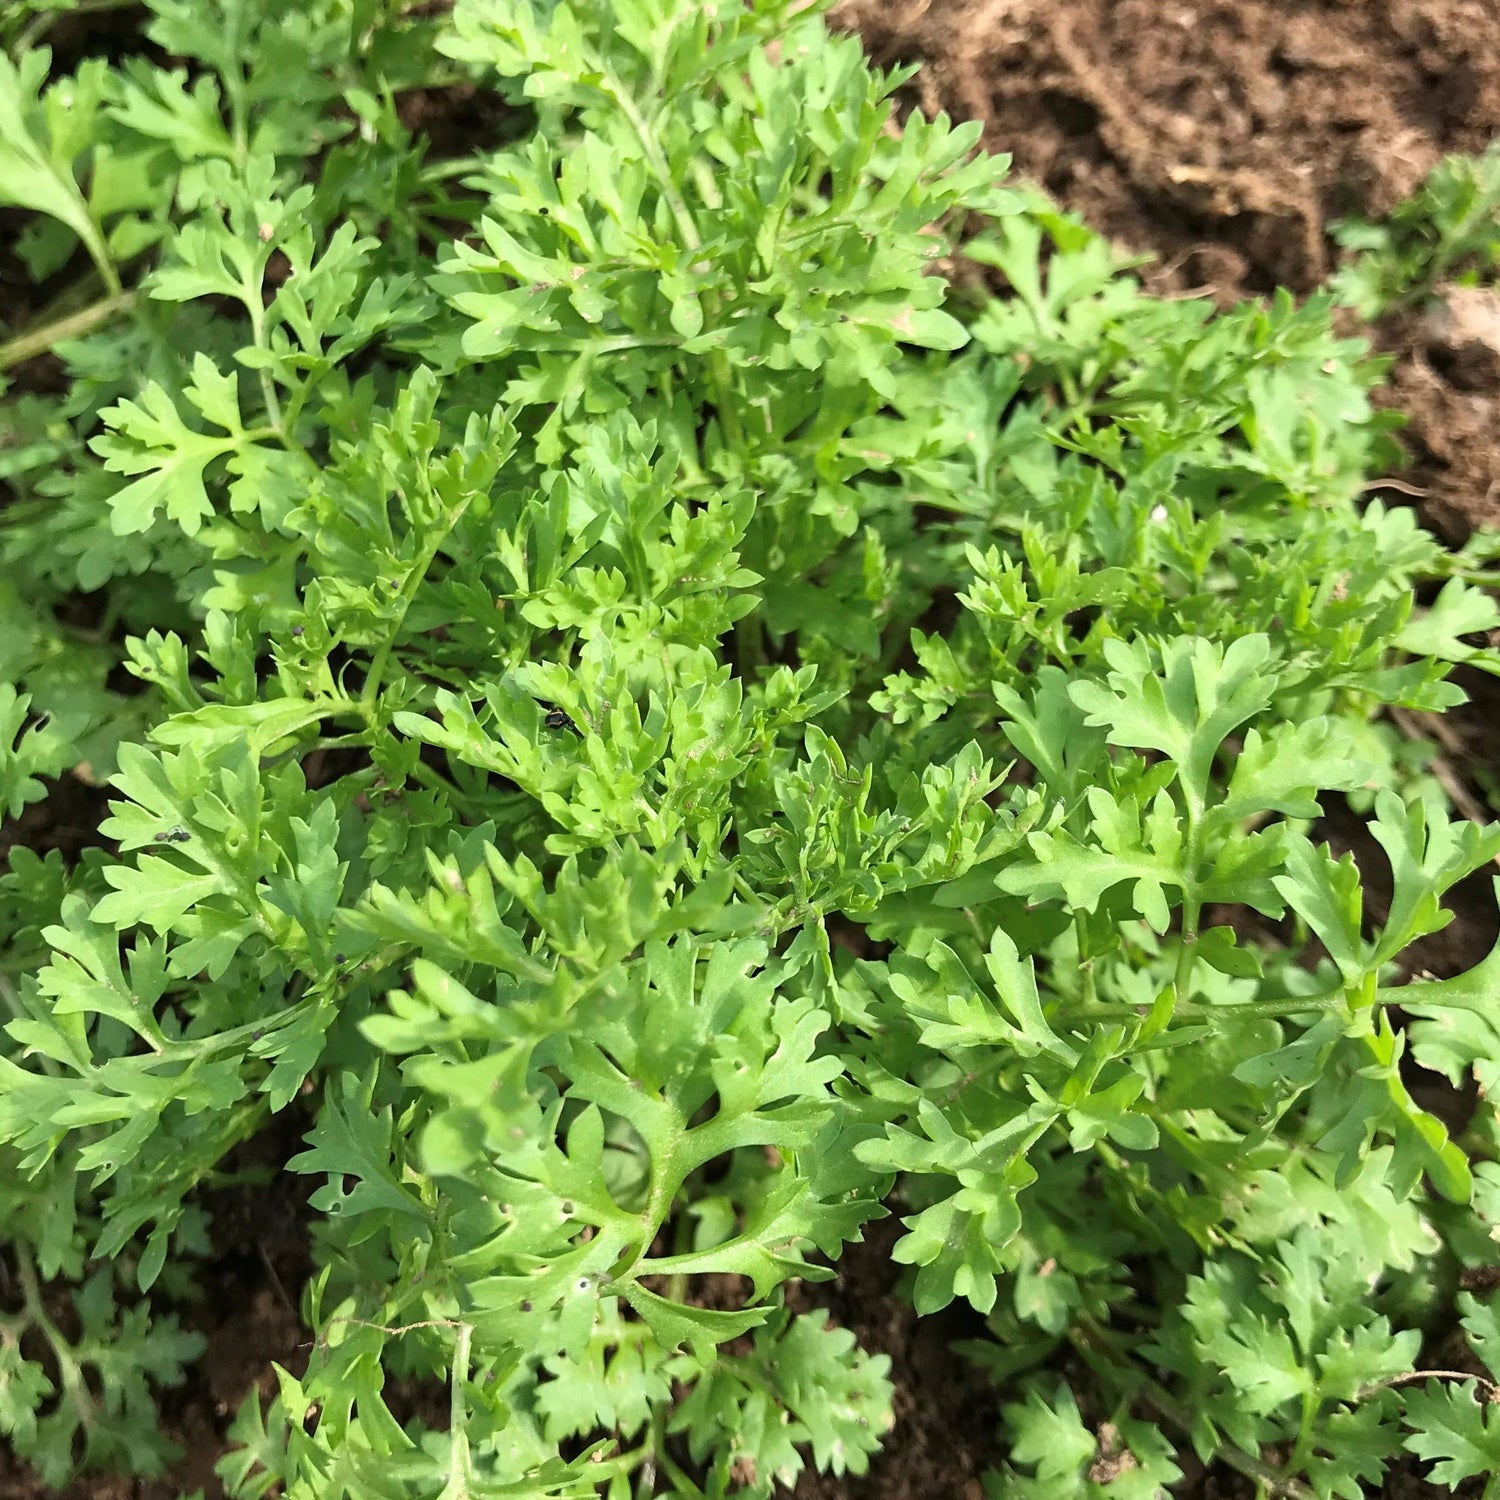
top-left (734, 617), bottom-right (765, 678)
top-left (17, 263), bottom-right (118, 329)
top-left (658, 1450), bottom-right (708, 1499)
top-left (1145, 1379), bottom-right (1313, 1500)
top-left (224, 58), bottom-right (251, 170)
top-left (1073, 914), bottom-right (1099, 1008)
top-left (706, 353), bottom-right (744, 448)
top-left (447, 1321), bottom-right (473, 1496)
top-left (14, 1243), bottom-right (98, 1444)
top-left (360, 495), bottom-right (475, 713)
top-left (0, 290), bottom-right (136, 371)
top-left (77, 221), bottom-right (123, 300)
top-left (665, 1209), bottom-right (693, 1308)
top-left (1172, 792), bottom-right (1205, 1004)
top-left (1288, 1387), bottom-right (1319, 1478)
top-left (245, 298), bottom-right (284, 431)
top-left (0, 970), bottom-right (64, 1076)
top-left (609, 86), bottom-right (700, 254)
top-left (635, 1409), bottom-right (667, 1499)
top-left (399, 757), bottom-right (498, 815)
top-left (1083, 991), bottom-right (1351, 1025)
top-left (1089, 968), bottom-right (1500, 1026)
top-left (0, 970), bottom-right (23, 1019)
top-left (1171, 907), bottom-right (1199, 1002)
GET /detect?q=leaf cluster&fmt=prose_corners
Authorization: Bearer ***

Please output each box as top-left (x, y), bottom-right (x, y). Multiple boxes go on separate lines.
top-left (1, 2), bottom-right (1499, 1497)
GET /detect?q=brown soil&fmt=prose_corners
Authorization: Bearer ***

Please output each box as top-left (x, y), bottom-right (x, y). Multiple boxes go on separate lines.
top-left (4, 2), bottom-right (1500, 1499)
top-left (0, 773), bottom-right (111, 866)
top-left (1379, 288), bottom-right (1500, 540)
top-left (790, 1220), bottom-right (1000, 1500)
top-left (842, 0), bottom-right (1500, 299)
top-left (837, 0), bottom-right (1500, 536)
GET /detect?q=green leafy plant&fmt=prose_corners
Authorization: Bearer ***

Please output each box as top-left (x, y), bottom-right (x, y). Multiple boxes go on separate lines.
top-left (1331, 141), bottom-right (1500, 317)
top-left (2, 1), bottom-right (1499, 1497)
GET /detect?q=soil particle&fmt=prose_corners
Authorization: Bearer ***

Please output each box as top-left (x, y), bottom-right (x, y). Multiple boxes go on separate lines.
top-left (1380, 287), bottom-right (1500, 539)
top-left (1421, 285), bottom-right (1500, 393)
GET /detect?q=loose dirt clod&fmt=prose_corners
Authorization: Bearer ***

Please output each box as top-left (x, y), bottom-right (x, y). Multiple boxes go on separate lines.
top-left (1381, 287), bottom-right (1500, 538)
top-left (1422, 284), bottom-right (1500, 392)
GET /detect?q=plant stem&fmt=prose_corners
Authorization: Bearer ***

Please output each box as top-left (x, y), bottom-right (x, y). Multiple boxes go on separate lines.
top-left (1139, 1378), bottom-right (1314, 1500)
top-left (244, 297), bottom-right (284, 431)
top-left (0, 971), bottom-right (23, 1020)
top-left (1084, 992), bottom-right (1352, 1025)
top-left (658, 1450), bottom-right (708, 1499)
top-left (0, 972), bottom-right (66, 1077)
top-left (360, 493), bottom-right (474, 713)
top-left (1094, 961), bottom-right (1500, 1026)
top-left (20, 264), bottom-right (117, 329)
top-left (14, 1244), bottom-right (98, 1446)
top-left (1171, 791), bottom-right (1205, 1003)
top-left (0, 290), bottom-right (136, 371)
top-left (635, 1409), bottom-right (666, 1499)
top-left (446, 1321), bottom-right (473, 1496)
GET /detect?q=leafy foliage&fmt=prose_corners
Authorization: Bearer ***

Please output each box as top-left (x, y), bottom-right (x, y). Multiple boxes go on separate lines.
top-left (1400, 1292), bottom-right (1500, 1494)
top-left (1, 1), bottom-right (1499, 1496)
top-left (1331, 141), bottom-right (1500, 316)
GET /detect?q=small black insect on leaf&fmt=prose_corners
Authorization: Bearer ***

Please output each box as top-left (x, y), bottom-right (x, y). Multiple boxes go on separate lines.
top-left (153, 826), bottom-right (191, 843)
top-left (540, 702), bottom-right (578, 732)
